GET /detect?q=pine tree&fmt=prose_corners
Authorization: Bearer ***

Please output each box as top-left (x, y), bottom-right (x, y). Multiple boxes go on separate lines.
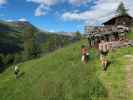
top-left (116, 2), bottom-right (128, 16)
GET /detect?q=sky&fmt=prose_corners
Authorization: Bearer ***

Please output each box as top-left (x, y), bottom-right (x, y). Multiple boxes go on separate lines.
top-left (0, 0), bottom-right (133, 33)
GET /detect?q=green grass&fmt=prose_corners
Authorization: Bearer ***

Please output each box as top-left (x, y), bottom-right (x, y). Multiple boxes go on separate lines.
top-left (127, 32), bottom-right (133, 39)
top-left (0, 40), bottom-right (133, 100)
top-left (97, 47), bottom-right (133, 100)
top-left (0, 41), bottom-right (107, 100)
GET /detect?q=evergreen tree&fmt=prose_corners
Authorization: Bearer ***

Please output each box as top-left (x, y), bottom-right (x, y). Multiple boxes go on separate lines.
top-left (116, 2), bottom-right (128, 16)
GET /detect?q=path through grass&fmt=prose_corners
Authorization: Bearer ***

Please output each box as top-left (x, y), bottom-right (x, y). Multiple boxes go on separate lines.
top-left (95, 47), bottom-right (133, 100)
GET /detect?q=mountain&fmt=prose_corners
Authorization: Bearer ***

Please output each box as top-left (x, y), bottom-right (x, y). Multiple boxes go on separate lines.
top-left (0, 20), bottom-right (36, 54)
top-left (0, 20), bottom-right (77, 54)
top-left (10, 21), bottom-right (35, 28)
top-left (0, 20), bottom-right (78, 70)
top-left (0, 21), bottom-right (23, 54)
top-left (0, 20), bottom-right (36, 33)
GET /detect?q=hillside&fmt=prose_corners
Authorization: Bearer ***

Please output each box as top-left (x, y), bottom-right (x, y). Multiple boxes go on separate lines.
top-left (0, 20), bottom-right (77, 54)
top-left (0, 20), bottom-right (78, 71)
top-left (0, 40), bottom-right (133, 100)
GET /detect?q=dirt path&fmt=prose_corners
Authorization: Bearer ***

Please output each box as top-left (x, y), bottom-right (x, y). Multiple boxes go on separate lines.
top-left (124, 55), bottom-right (133, 94)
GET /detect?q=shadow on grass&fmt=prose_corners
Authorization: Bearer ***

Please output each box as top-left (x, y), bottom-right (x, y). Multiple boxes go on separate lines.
top-left (104, 60), bottom-right (111, 71)
top-left (18, 71), bottom-right (25, 78)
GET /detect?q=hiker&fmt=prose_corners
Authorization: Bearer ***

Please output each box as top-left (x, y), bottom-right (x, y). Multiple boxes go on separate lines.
top-left (81, 45), bottom-right (89, 64)
top-left (99, 40), bottom-right (109, 71)
top-left (14, 65), bottom-right (19, 79)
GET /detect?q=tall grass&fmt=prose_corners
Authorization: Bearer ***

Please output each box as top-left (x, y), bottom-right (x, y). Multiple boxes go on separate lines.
top-left (0, 41), bottom-right (108, 100)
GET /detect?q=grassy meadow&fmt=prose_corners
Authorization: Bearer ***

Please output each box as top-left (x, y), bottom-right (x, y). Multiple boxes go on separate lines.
top-left (0, 40), bottom-right (133, 100)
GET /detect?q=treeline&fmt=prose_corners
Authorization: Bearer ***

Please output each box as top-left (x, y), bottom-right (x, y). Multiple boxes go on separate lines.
top-left (40, 33), bottom-right (78, 53)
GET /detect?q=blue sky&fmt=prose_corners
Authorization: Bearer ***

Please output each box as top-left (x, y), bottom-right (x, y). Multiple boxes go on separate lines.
top-left (0, 0), bottom-right (133, 33)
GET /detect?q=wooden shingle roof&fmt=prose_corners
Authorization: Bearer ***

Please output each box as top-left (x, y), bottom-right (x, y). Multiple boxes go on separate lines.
top-left (103, 14), bottom-right (133, 25)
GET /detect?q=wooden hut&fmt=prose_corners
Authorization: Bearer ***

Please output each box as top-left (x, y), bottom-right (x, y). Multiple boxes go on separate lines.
top-left (85, 14), bottom-right (133, 48)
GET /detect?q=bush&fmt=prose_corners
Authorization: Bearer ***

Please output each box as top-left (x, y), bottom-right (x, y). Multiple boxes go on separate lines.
top-left (0, 54), bottom-right (14, 72)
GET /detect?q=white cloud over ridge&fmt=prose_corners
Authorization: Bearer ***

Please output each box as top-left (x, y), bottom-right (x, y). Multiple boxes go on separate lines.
top-left (18, 18), bottom-right (27, 22)
top-left (62, 0), bottom-right (133, 25)
top-left (5, 18), bottom-right (27, 22)
top-left (6, 19), bottom-right (13, 22)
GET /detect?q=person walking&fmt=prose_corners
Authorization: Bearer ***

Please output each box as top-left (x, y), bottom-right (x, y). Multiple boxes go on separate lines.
top-left (99, 40), bottom-right (109, 71)
top-left (14, 65), bottom-right (19, 79)
top-left (81, 45), bottom-right (89, 64)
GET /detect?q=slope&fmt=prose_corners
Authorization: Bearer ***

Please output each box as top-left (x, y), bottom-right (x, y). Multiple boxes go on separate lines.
top-left (0, 20), bottom-right (78, 71)
top-left (0, 40), bottom-right (133, 100)
top-left (0, 40), bottom-right (107, 100)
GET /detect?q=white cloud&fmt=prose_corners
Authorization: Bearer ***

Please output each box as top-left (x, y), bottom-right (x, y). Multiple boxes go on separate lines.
top-left (27, 0), bottom-right (59, 16)
top-left (62, 0), bottom-right (133, 25)
top-left (62, 12), bottom-right (82, 21)
top-left (27, 0), bottom-right (59, 6)
top-left (27, 0), bottom-right (91, 16)
top-left (6, 19), bottom-right (13, 22)
top-left (35, 4), bottom-right (50, 16)
top-left (68, 0), bottom-right (91, 6)
top-left (27, 0), bottom-right (133, 23)
top-left (0, 0), bottom-right (7, 5)
top-left (26, 0), bottom-right (91, 6)
top-left (18, 18), bottom-right (27, 22)
top-left (49, 29), bottom-right (56, 32)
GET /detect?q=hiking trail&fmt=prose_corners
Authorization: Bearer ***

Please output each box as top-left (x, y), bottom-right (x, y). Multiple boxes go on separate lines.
top-left (124, 55), bottom-right (133, 94)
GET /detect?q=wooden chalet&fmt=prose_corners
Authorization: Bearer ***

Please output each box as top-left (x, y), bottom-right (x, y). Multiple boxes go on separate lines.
top-left (85, 14), bottom-right (133, 48)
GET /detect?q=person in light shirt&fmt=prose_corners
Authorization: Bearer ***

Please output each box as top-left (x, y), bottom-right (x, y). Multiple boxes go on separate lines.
top-left (99, 40), bottom-right (109, 71)
top-left (14, 65), bottom-right (19, 79)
